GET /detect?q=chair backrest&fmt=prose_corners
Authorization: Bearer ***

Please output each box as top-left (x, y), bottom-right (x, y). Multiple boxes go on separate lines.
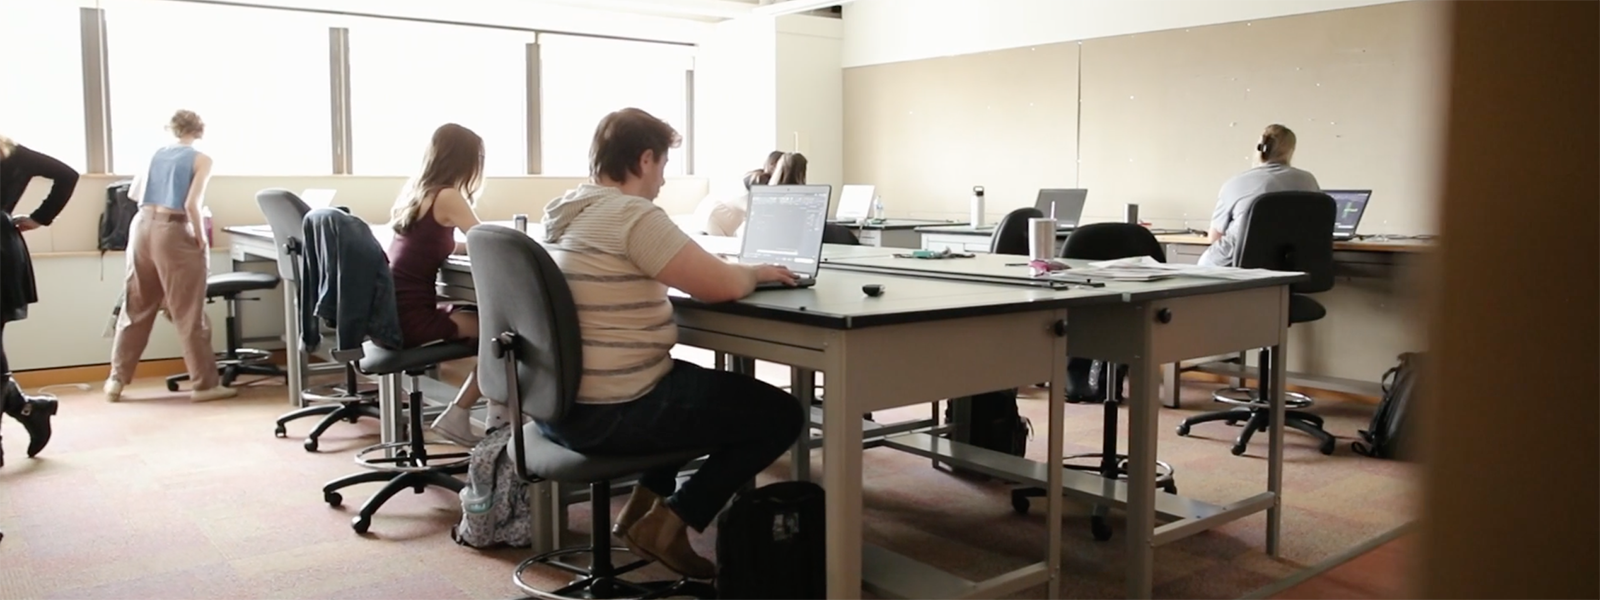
top-left (468, 225), bottom-right (583, 426)
top-left (822, 223), bottom-right (861, 246)
top-left (989, 207), bottom-right (1044, 255)
top-left (256, 189), bottom-right (312, 282)
top-left (1237, 191), bottom-right (1336, 293)
top-left (1060, 222), bottom-right (1167, 263)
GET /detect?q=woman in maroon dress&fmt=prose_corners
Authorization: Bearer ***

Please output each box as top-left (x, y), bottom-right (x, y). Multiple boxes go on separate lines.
top-left (387, 124), bottom-right (486, 444)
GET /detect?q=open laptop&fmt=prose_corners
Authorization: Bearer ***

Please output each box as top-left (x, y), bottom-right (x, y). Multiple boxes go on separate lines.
top-left (741, 184), bottom-right (832, 289)
top-left (834, 184), bottom-right (875, 223)
top-left (1326, 189), bottom-right (1373, 240)
top-left (1034, 188), bottom-right (1089, 230)
top-left (300, 188), bottom-right (337, 210)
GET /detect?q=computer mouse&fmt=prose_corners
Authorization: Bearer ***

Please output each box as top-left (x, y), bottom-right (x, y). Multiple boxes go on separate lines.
top-left (862, 284), bottom-right (885, 297)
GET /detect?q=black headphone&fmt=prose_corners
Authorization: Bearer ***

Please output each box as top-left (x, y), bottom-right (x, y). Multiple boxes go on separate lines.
top-left (1257, 140), bottom-right (1273, 156)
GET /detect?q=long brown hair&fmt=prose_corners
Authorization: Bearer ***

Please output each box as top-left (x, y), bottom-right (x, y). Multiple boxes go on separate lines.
top-left (771, 152), bottom-right (808, 185)
top-left (392, 123), bottom-right (484, 233)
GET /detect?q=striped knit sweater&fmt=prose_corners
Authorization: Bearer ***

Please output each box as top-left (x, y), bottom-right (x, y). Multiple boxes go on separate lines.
top-left (541, 184), bottom-right (691, 404)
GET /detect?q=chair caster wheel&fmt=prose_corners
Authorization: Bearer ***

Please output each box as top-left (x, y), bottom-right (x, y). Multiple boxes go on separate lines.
top-left (325, 491), bottom-right (342, 507)
top-left (1225, 419), bottom-right (1239, 427)
top-left (1176, 424), bottom-right (1191, 436)
top-left (1319, 440), bottom-right (1336, 455)
top-left (1230, 444), bottom-right (1247, 456)
top-left (1011, 493), bottom-right (1030, 515)
top-left (274, 424), bottom-right (287, 438)
top-left (166, 379), bottom-right (180, 392)
top-left (304, 438), bottom-right (319, 453)
top-left (1090, 516), bottom-right (1113, 541)
top-left (351, 516), bottom-right (370, 534)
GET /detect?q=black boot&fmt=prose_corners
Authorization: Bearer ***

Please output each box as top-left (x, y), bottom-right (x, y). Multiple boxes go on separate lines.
top-left (3, 377), bottom-right (57, 458)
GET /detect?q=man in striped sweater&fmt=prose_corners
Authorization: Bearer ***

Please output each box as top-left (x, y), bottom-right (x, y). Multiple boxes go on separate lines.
top-left (537, 108), bottom-right (804, 579)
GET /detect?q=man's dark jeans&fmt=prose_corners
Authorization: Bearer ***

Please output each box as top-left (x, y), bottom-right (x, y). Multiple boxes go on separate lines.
top-left (539, 360), bottom-right (805, 530)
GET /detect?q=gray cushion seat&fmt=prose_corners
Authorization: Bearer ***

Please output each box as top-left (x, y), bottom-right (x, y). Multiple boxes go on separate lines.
top-left (206, 271), bottom-right (281, 296)
top-left (513, 425), bottom-right (708, 483)
top-left (358, 340), bottom-right (477, 375)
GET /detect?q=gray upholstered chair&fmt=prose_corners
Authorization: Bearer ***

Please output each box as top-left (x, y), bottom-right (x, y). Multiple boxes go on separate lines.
top-left (468, 225), bottom-right (712, 599)
top-left (258, 189), bottom-right (382, 452)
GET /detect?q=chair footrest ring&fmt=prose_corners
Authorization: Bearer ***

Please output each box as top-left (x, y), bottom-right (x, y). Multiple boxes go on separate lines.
top-left (513, 546), bottom-right (709, 600)
top-left (302, 382), bottom-right (380, 404)
top-left (218, 348), bottom-right (273, 364)
top-left (1212, 387), bottom-right (1314, 409)
top-left (353, 440), bottom-right (471, 472)
top-left (1062, 453), bottom-right (1176, 485)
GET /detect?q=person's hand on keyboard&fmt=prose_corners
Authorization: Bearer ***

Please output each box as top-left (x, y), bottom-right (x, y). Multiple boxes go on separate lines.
top-left (755, 264), bottom-right (798, 287)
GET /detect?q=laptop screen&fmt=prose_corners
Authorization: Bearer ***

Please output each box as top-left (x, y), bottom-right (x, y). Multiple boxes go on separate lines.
top-left (301, 188), bottom-right (337, 210)
top-left (836, 184), bottom-right (875, 221)
top-left (741, 185), bottom-right (832, 277)
top-left (1326, 189), bottom-right (1372, 237)
top-left (1034, 189), bottom-right (1088, 226)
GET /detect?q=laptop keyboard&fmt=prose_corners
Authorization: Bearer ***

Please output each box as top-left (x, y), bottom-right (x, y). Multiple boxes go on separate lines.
top-left (757, 276), bottom-right (816, 290)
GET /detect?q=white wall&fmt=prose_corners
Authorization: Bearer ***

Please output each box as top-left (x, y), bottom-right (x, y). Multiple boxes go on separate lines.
top-left (840, 0), bottom-right (1408, 68)
top-left (775, 16), bottom-right (845, 204)
top-left (694, 16), bottom-right (779, 200)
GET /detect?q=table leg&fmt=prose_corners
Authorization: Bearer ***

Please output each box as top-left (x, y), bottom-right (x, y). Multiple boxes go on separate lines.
top-left (791, 366), bottom-right (814, 482)
top-left (283, 278), bottom-right (304, 406)
top-left (1162, 362), bottom-right (1180, 408)
top-left (822, 370), bottom-right (864, 599)
top-left (1266, 342), bottom-right (1286, 557)
top-left (1046, 315), bottom-right (1067, 599)
top-left (1126, 320), bottom-right (1159, 600)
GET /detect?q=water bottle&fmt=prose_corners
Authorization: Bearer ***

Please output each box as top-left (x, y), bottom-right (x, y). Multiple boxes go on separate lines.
top-left (460, 480), bottom-right (493, 514)
top-left (970, 186), bottom-right (986, 228)
top-left (872, 196), bottom-right (885, 221)
top-left (201, 206), bottom-right (214, 248)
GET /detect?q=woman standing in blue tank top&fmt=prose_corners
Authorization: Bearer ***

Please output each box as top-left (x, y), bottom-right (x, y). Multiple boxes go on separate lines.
top-left (106, 110), bottom-right (236, 403)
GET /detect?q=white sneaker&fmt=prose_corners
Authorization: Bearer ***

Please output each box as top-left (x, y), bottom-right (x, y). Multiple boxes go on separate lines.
top-left (190, 386), bottom-right (238, 403)
top-left (430, 404), bottom-right (480, 446)
top-left (104, 379), bottom-right (123, 403)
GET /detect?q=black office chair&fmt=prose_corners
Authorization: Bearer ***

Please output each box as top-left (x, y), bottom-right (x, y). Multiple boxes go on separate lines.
top-left (302, 208), bottom-right (477, 534)
top-left (1177, 191), bottom-right (1339, 456)
top-left (165, 271), bottom-right (286, 391)
top-left (469, 225), bottom-right (713, 599)
top-left (1010, 223), bottom-right (1176, 541)
top-left (989, 207), bottom-right (1044, 255)
top-left (822, 223), bottom-right (861, 246)
top-left (258, 190), bottom-right (382, 452)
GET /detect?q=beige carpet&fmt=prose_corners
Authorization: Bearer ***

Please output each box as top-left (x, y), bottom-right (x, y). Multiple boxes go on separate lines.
top-left (0, 352), bottom-right (1414, 599)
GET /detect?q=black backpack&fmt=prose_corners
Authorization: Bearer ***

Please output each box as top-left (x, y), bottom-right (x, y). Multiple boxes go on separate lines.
top-left (99, 181), bottom-right (137, 252)
top-left (945, 389), bottom-right (1031, 475)
top-left (715, 481), bottom-right (825, 599)
top-left (1353, 352), bottom-right (1423, 459)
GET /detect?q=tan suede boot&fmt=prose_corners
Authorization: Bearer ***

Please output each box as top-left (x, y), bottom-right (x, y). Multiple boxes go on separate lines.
top-left (612, 486), bottom-right (659, 538)
top-left (623, 504), bottom-right (715, 580)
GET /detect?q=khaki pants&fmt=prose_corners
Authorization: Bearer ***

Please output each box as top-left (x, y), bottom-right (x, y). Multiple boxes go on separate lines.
top-left (110, 207), bottom-right (217, 388)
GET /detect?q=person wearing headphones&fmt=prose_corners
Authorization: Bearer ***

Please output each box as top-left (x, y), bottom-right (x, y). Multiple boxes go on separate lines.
top-left (1198, 124), bottom-right (1321, 267)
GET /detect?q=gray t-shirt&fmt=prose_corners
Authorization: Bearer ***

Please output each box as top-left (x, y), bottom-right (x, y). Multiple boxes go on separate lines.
top-left (1197, 163), bottom-right (1320, 267)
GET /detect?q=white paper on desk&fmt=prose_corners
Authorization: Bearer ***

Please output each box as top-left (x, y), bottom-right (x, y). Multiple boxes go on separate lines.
top-left (1083, 256), bottom-right (1290, 281)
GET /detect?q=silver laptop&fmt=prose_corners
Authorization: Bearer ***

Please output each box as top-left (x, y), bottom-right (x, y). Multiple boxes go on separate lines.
top-left (1326, 189), bottom-right (1373, 241)
top-left (301, 188), bottom-right (337, 210)
top-left (834, 184), bottom-right (875, 222)
top-left (1034, 188), bottom-right (1088, 229)
top-left (741, 184), bottom-right (832, 289)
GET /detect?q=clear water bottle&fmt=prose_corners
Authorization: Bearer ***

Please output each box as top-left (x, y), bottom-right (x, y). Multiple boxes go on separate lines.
top-left (872, 196), bottom-right (885, 221)
top-left (460, 480), bottom-right (492, 514)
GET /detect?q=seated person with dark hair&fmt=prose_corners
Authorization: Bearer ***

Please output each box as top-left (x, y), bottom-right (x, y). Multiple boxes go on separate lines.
top-left (537, 108), bottom-right (803, 579)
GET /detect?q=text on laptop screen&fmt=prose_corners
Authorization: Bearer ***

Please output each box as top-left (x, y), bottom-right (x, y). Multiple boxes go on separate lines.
top-left (1326, 190), bottom-right (1372, 235)
top-left (742, 185), bottom-right (831, 276)
top-left (1034, 189), bottom-right (1088, 226)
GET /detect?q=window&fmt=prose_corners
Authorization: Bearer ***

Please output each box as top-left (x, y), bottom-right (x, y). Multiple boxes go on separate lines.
top-left (348, 20), bottom-right (531, 176)
top-left (104, 0), bottom-right (331, 175)
top-left (539, 35), bottom-right (692, 176)
top-left (0, 0), bottom-right (87, 172)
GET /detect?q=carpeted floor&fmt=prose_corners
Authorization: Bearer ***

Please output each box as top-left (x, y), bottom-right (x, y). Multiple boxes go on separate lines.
top-left (0, 350), bottom-right (1414, 599)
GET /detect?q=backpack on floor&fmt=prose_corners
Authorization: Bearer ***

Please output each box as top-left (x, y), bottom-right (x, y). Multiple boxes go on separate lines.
top-left (451, 425), bottom-right (534, 548)
top-left (1353, 352), bottom-right (1423, 460)
top-left (99, 181), bottom-right (137, 252)
top-left (945, 389), bottom-right (1032, 474)
top-left (716, 481), bottom-right (826, 600)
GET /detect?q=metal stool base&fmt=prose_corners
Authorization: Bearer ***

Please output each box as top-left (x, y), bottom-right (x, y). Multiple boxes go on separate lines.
top-left (513, 547), bottom-right (713, 600)
top-left (1213, 386), bottom-right (1314, 409)
top-left (353, 440), bottom-right (471, 473)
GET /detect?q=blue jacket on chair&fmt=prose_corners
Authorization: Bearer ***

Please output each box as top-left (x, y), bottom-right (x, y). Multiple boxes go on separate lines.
top-left (299, 208), bottom-right (402, 352)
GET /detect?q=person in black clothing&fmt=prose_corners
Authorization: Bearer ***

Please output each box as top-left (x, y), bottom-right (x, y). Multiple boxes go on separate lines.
top-left (0, 134), bottom-right (78, 469)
